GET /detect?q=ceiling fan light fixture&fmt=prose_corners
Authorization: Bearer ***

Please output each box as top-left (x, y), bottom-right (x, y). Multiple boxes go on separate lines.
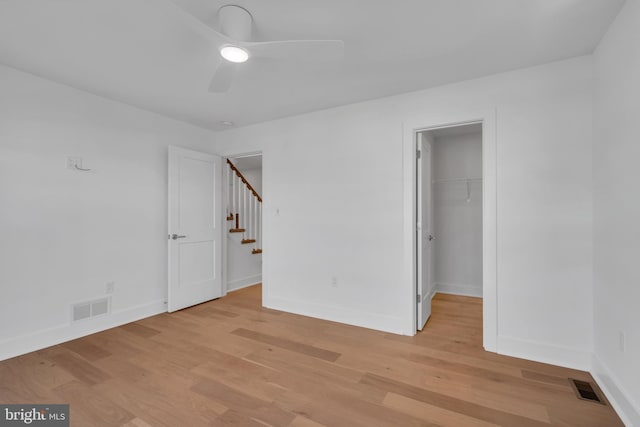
top-left (220, 45), bottom-right (249, 63)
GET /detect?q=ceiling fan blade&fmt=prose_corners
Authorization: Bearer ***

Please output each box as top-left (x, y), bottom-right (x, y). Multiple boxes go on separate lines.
top-left (209, 60), bottom-right (236, 92)
top-left (242, 39), bottom-right (344, 60)
top-left (162, 0), bottom-right (233, 45)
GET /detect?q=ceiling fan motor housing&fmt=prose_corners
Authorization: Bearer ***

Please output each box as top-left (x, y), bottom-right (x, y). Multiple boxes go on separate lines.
top-left (218, 5), bottom-right (253, 41)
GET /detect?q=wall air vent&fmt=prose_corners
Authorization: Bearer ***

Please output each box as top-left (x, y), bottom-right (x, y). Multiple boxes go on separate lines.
top-left (72, 297), bottom-right (111, 322)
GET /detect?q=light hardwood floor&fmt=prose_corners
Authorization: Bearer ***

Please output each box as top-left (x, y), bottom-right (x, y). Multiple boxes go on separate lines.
top-left (0, 285), bottom-right (623, 426)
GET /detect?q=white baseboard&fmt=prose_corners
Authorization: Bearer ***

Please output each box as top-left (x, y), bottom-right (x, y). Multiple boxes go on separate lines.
top-left (591, 354), bottom-right (640, 427)
top-left (264, 295), bottom-right (408, 335)
top-left (435, 282), bottom-right (483, 297)
top-left (227, 274), bottom-right (262, 292)
top-left (497, 335), bottom-right (592, 371)
top-left (0, 299), bottom-right (166, 362)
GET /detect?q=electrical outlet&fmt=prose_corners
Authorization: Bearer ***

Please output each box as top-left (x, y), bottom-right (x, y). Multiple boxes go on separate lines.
top-left (619, 331), bottom-right (626, 353)
top-left (105, 281), bottom-right (115, 294)
top-left (331, 276), bottom-right (338, 287)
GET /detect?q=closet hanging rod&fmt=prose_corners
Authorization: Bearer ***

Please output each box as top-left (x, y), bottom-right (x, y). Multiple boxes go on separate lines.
top-left (433, 177), bottom-right (482, 184)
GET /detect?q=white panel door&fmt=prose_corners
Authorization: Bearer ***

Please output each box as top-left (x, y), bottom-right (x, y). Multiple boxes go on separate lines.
top-left (417, 133), bottom-right (434, 330)
top-left (168, 146), bottom-right (222, 312)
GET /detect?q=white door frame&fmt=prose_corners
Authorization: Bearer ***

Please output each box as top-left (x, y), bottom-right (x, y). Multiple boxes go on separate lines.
top-left (222, 150), bottom-right (263, 296)
top-left (402, 109), bottom-right (498, 352)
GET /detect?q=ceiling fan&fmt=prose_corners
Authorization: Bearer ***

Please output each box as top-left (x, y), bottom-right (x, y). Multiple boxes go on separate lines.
top-left (166, 2), bottom-right (345, 92)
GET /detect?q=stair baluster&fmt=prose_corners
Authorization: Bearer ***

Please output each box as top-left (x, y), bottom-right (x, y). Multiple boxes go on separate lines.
top-left (229, 167), bottom-right (234, 220)
top-left (226, 166), bottom-right (230, 219)
top-left (242, 185), bottom-right (247, 233)
top-left (237, 173), bottom-right (241, 224)
top-left (248, 193), bottom-right (253, 240)
top-left (253, 196), bottom-right (257, 245)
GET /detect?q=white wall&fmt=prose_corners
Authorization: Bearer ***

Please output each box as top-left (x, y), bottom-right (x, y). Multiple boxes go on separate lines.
top-left (226, 231), bottom-right (262, 292)
top-left (212, 56), bottom-right (594, 370)
top-left (0, 65), bottom-right (218, 360)
top-left (432, 132), bottom-right (483, 297)
top-left (593, 1), bottom-right (640, 425)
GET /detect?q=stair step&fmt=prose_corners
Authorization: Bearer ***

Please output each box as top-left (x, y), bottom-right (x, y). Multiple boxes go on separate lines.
top-left (229, 228), bottom-right (245, 233)
top-left (252, 248), bottom-right (263, 254)
top-left (241, 239), bottom-right (256, 244)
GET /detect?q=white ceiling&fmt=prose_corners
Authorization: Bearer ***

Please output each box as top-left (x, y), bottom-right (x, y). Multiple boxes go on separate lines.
top-left (0, 0), bottom-right (624, 131)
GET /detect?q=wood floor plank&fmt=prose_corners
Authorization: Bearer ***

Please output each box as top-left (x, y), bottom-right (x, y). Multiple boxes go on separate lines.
top-left (95, 374), bottom-right (228, 427)
top-left (80, 329), bottom-right (151, 360)
top-left (213, 409), bottom-right (274, 426)
top-left (60, 338), bottom-right (112, 361)
top-left (0, 285), bottom-right (624, 427)
top-left (361, 372), bottom-right (551, 427)
top-left (185, 303), bottom-right (240, 319)
top-left (338, 351), bottom-right (552, 422)
top-left (92, 356), bottom-right (152, 384)
top-left (191, 376), bottom-right (296, 426)
top-left (275, 387), bottom-right (438, 427)
top-left (42, 347), bottom-right (111, 386)
top-left (242, 348), bottom-right (437, 427)
top-left (288, 415), bottom-right (328, 427)
top-left (405, 353), bottom-right (576, 401)
top-left (121, 418), bottom-right (154, 427)
top-left (0, 353), bottom-right (73, 403)
top-left (384, 332), bottom-right (593, 382)
top-left (383, 392), bottom-right (501, 427)
top-left (243, 346), bottom-right (386, 406)
top-left (521, 370), bottom-right (574, 387)
top-left (119, 322), bottom-right (161, 339)
top-left (52, 380), bottom-right (134, 426)
top-left (231, 328), bottom-right (341, 362)
top-left (189, 352), bottom-right (286, 403)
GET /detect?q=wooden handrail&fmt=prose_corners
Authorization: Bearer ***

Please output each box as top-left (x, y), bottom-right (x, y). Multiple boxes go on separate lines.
top-left (227, 159), bottom-right (262, 203)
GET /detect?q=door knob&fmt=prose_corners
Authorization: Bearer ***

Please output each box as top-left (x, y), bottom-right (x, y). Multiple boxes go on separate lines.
top-left (428, 235), bottom-right (434, 241)
top-left (170, 234), bottom-right (187, 240)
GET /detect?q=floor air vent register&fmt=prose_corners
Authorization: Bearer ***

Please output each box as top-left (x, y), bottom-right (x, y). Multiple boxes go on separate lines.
top-left (569, 378), bottom-right (606, 405)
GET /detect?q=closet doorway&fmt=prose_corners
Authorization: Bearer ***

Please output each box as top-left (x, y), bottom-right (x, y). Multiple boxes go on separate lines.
top-left (416, 123), bottom-right (483, 331)
top-left (404, 111), bottom-right (496, 350)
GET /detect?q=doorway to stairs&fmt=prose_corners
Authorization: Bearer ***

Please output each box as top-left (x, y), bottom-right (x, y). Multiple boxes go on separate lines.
top-left (225, 153), bottom-right (263, 294)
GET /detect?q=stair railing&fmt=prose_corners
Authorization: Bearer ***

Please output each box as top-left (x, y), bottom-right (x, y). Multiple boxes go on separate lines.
top-left (226, 159), bottom-right (262, 253)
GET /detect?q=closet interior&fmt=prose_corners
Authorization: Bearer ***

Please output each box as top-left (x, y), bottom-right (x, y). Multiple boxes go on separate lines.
top-left (423, 123), bottom-right (483, 299)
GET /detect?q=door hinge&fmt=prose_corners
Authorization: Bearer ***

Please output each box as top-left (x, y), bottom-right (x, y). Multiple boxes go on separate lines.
top-left (417, 294), bottom-right (421, 301)
top-left (416, 150), bottom-right (421, 159)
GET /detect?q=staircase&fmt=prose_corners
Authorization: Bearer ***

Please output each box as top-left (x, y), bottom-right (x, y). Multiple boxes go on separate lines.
top-left (226, 159), bottom-right (262, 255)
